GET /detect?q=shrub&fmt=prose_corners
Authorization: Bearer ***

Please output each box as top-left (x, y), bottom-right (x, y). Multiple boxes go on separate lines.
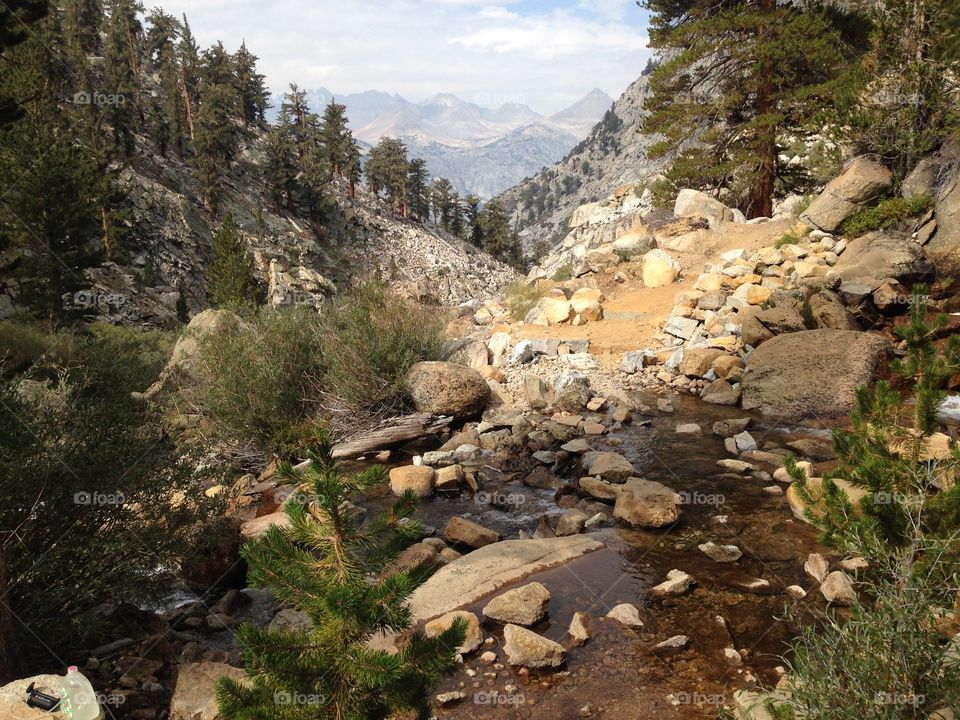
top-left (504, 281), bottom-right (545, 321)
top-left (0, 327), bottom-right (214, 674)
top-left (190, 306), bottom-right (326, 457)
top-left (318, 284), bottom-right (445, 419)
top-left (775, 226), bottom-right (811, 248)
top-left (0, 320), bottom-right (52, 376)
top-left (551, 264), bottom-right (573, 282)
top-left (840, 194), bottom-right (933, 237)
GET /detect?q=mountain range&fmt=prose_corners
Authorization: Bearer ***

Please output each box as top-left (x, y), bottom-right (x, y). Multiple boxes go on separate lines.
top-left (281, 88), bottom-right (614, 198)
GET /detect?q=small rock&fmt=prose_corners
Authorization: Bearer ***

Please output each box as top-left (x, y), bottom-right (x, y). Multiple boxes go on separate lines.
top-left (652, 635), bottom-right (690, 655)
top-left (568, 611), bottom-right (592, 646)
top-left (502, 624), bottom-right (566, 667)
top-left (804, 553), bottom-right (830, 583)
top-left (820, 570), bottom-right (857, 606)
top-left (786, 585), bottom-right (807, 599)
top-left (606, 603), bottom-right (644, 628)
top-left (723, 647), bottom-right (743, 667)
top-left (424, 610), bottom-right (483, 654)
top-left (483, 582), bottom-right (551, 626)
top-left (698, 542), bottom-right (742, 563)
top-left (650, 569), bottom-right (695, 599)
top-left (436, 690), bottom-right (465, 706)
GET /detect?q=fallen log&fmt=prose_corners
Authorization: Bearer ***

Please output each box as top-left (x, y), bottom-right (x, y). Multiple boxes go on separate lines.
top-left (294, 414), bottom-right (453, 467)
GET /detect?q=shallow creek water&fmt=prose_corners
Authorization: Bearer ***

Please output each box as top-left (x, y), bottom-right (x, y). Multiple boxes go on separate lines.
top-left (390, 393), bottom-right (834, 720)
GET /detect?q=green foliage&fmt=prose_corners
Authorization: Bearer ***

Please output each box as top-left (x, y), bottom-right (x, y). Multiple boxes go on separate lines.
top-left (216, 441), bottom-right (465, 720)
top-left (190, 286), bottom-right (444, 456)
top-left (840, 194), bottom-right (934, 238)
top-left (367, 137), bottom-right (410, 215)
top-left (190, 306), bottom-right (326, 456)
top-left (781, 557), bottom-right (960, 719)
top-left (0, 323), bottom-right (210, 672)
top-left (478, 199), bottom-right (522, 267)
top-left (318, 284), bottom-right (445, 416)
top-left (775, 226), bottom-right (810, 248)
top-left (642, 0), bottom-right (862, 216)
top-left (207, 214), bottom-right (262, 310)
top-left (787, 287), bottom-right (960, 551)
top-left (504, 281), bottom-right (546, 321)
top-left (551, 264), bottom-right (573, 282)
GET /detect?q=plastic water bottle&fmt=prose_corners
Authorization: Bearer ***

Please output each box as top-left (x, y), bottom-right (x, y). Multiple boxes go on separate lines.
top-left (59, 666), bottom-right (100, 720)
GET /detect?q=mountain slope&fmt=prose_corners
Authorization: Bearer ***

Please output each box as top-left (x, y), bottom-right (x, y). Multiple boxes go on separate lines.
top-left (494, 69), bottom-right (668, 255)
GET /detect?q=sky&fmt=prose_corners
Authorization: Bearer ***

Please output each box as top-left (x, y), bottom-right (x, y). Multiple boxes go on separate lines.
top-left (151, 0), bottom-right (653, 114)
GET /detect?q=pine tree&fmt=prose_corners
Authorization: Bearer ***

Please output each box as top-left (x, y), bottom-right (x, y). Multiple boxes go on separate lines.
top-left (103, 0), bottom-right (143, 155)
top-left (429, 177), bottom-right (454, 230)
top-left (366, 137), bottom-right (409, 216)
top-left (215, 441), bottom-right (465, 720)
top-left (0, 1), bottom-right (49, 127)
top-left (464, 194), bottom-right (483, 247)
top-left (193, 45), bottom-right (241, 212)
top-left (176, 14), bottom-right (199, 140)
top-left (449, 191), bottom-right (464, 238)
top-left (788, 287), bottom-right (960, 551)
top-left (207, 214), bottom-right (260, 309)
top-left (478, 199), bottom-right (521, 267)
top-left (263, 126), bottom-right (299, 211)
top-left (320, 100), bottom-right (352, 175)
top-left (234, 41), bottom-right (268, 129)
top-left (642, 0), bottom-right (860, 217)
top-left (407, 157), bottom-right (430, 220)
top-left (344, 139), bottom-right (361, 199)
top-left (279, 84), bottom-right (319, 161)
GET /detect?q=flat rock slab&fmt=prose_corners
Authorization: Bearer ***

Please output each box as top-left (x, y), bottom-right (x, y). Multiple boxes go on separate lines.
top-left (409, 535), bottom-right (604, 624)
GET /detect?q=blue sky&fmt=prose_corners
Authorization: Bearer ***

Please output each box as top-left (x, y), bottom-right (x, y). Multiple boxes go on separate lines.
top-left (152, 0), bottom-right (652, 113)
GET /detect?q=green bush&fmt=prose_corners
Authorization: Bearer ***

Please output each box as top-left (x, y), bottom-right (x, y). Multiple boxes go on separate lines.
top-left (190, 306), bottom-right (326, 456)
top-left (0, 320), bottom-right (52, 375)
top-left (775, 226), bottom-right (811, 248)
top-left (551, 264), bottom-right (573, 282)
top-left (0, 327), bottom-right (214, 672)
top-left (841, 194), bottom-right (933, 237)
top-left (189, 285), bottom-right (445, 455)
top-left (319, 284), bottom-right (445, 417)
top-left (504, 281), bottom-right (546, 321)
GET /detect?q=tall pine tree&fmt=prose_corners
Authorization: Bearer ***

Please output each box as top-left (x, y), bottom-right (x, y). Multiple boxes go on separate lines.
top-left (207, 213), bottom-right (260, 309)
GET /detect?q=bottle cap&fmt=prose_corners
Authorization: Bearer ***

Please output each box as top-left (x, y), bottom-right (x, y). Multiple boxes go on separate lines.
top-left (67, 666), bottom-right (78, 672)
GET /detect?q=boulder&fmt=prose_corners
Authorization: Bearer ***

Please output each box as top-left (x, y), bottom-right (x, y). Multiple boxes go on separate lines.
top-left (641, 249), bottom-right (681, 288)
top-left (171, 663), bottom-right (248, 720)
top-left (405, 362), bottom-right (490, 419)
top-left (524, 375), bottom-right (555, 410)
top-left (448, 338), bottom-right (489, 369)
top-left (435, 464), bottom-right (464, 490)
top-left (801, 157), bottom-right (893, 232)
top-left (649, 569), bottom-right (695, 599)
top-left (555, 509), bottom-right (589, 536)
top-left (143, 309), bottom-right (242, 401)
top-left (536, 296), bottom-right (575, 325)
top-left (808, 290), bottom-right (857, 330)
top-left (674, 189), bottom-right (736, 226)
top-left (389, 466), bottom-right (435, 497)
top-left (679, 348), bottom-right (726, 378)
top-left (554, 372), bottom-right (592, 411)
top-left (701, 379), bottom-right (741, 405)
top-left (741, 330), bottom-right (889, 421)
top-left (483, 582), bottom-right (551, 626)
top-left (831, 231), bottom-right (933, 288)
top-left (443, 516), bottom-right (502, 549)
top-left (579, 476), bottom-right (619, 502)
top-left (424, 610), bottom-right (483, 654)
top-left (929, 162), bottom-right (960, 255)
top-left (502, 624), bottom-right (566, 668)
top-left (0, 675), bottom-right (80, 720)
top-left (756, 306), bottom-right (806, 335)
top-left (581, 451), bottom-right (636, 482)
top-left (613, 478), bottom-right (681, 528)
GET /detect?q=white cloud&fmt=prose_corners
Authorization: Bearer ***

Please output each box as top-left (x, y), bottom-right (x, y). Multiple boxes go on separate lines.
top-left (150, 0), bottom-right (651, 112)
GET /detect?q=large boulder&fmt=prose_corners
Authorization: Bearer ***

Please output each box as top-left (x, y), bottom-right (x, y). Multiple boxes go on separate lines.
top-left (1, 675), bottom-right (84, 720)
top-left (389, 466), bottom-right (435, 497)
top-left (808, 290), bottom-right (857, 330)
top-left (742, 330), bottom-right (889, 421)
top-left (801, 157), bottom-right (893, 232)
top-left (581, 451), bottom-right (636, 482)
top-left (929, 161), bottom-right (960, 255)
top-left (613, 478), bottom-right (681, 528)
top-left (171, 663), bottom-right (248, 720)
top-left (405, 361), bottom-right (490, 419)
top-left (641, 249), bottom-right (681, 288)
top-left (424, 610), bottom-right (483, 654)
top-left (443, 516), bottom-right (502, 549)
top-left (831, 231), bottom-right (933, 289)
top-left (142, 309), bottom-right (242, 402)
top-left (536, 296), bottom-right (575, 325)
top-left (674, 189), bottom-right (736, 227)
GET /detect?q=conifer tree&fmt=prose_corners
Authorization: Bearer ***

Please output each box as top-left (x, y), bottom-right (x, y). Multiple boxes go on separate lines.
top-left (145, 10), bottom-right (183, 156)
top-left (478, 199), bottom-right (522, 267)
top-left (207, 213), bottom-right (260, 309)
top-left (234, 41), bottom-right (268, 129)
top-left (464, 194), bottom-right (483, 248)
top-left (320, 100), bottom-right (352, 175)
top-left (263, 126), bottom-right (299, 211)
top-left (279, 84), bottom-right (319, 161)
top-left (193, 45), bottom-right (241, 212)
top-left (366, 137), bottom-right (409, 216)
top-left (642, 0), bottom-right (859, 217)
top-left (103, 0), bottom-right (143, 155)
top-left (407, 158), bottom-right (430, 220)
top-left (429, 177), bottom-right (454, 230)
top-left (176, 14), bottom-right (199, 140)
top-left (450, 191), bottom-right (464, 238)
top-left (788, 287), bottom-right (960, 552)
top-left (215, 441), bottom-right (465, 720)
top-left (344, 139), bottom-right (361, 199)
